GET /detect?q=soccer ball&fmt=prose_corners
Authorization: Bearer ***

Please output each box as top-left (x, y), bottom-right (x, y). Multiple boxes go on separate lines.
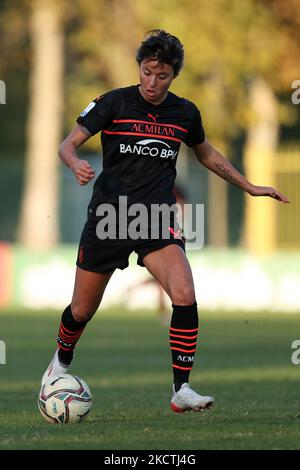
top-left (38, 374), bottom-right (92, 424)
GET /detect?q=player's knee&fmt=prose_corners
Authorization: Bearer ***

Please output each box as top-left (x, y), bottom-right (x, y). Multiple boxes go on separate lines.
top-left (71, 302), bottom-right (96, 322)
top-left (171, 286), bottom-right (195, 306)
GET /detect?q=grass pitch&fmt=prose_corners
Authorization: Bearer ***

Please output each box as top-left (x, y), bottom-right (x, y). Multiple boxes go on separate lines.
top-left (0, 307), bottom-right (300, 450)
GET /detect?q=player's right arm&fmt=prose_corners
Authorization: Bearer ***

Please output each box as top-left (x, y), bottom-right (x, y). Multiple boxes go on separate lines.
top-left (61, 90), bottom-right (116, 185)
top-left (58, 124), bottom-right (96, 186)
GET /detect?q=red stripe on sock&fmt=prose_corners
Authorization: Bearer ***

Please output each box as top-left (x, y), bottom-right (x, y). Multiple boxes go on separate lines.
top-left (57, 343), bottom-right (71, 351)
top-left (59, 328), bottom-right (82, 341)
top-left (169, 333), bottom-right (198, 339)
top-left (169, 340), bottom-right (197, 347)
top-left (170, 327), bottom-right (198, 333)
top-left (171, 347), bottom-right (196, 353)
top-left (60, 324), bottom-right (85, 335)
top-left (58, 333), bottom-right (78, 345)
top-left (172, 364), bottom-right (193, 371)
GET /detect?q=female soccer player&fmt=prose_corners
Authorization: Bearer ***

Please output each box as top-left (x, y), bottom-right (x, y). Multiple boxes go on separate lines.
top-left (41, 30), bottom-right (289, 413)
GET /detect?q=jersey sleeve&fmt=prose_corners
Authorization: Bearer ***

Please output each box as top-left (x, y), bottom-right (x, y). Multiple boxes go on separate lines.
top-left (184, 102), bottom-right (206, 147)
top-left (76, 90), bottom-right (118, 135)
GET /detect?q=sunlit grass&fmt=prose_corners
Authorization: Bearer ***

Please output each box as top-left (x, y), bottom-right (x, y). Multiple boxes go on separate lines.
top-left (0, 308), bottom-right (300, 449)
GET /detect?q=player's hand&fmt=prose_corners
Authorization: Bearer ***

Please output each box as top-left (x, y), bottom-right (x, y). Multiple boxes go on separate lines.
top-left (71, 159), bottom-right (95, 186)
top-left (248, 185), bottom-right (290, 203)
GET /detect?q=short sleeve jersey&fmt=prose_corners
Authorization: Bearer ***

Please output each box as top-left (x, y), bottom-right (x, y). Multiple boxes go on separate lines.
top-left (77, 85), bottom-right (205, 211)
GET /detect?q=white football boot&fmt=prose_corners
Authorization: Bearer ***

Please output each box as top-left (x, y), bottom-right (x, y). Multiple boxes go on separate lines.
top-left (41, 349), bottom-right (70, 387)
top-left (171, 383), bottom-right (214, 413)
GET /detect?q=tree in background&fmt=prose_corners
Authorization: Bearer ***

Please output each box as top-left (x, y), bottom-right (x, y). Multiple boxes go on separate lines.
top-left (244, 0), bottom-right (300, 254)
top-left (18, 0), bottom-right (64, 248)
top-left (65, 0), bottom-right (142, 151)
top-left (0, 0), bottom-right (29, 157)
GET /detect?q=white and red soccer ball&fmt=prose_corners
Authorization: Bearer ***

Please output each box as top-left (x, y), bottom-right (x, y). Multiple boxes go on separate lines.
top-left (38, 374), bottom-right (92, 424)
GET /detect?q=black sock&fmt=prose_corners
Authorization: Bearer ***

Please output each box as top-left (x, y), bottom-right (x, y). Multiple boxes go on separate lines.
top-left (57, 305), bottom-right (88, 364)
top-left (169, 302), bottom-right (199, 392)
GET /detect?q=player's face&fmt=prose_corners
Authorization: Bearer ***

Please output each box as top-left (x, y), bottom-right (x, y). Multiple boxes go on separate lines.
top-left (139, 59), bottom-right (174, 105)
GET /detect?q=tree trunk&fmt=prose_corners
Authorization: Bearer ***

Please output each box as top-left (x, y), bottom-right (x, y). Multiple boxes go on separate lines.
top-left (18, 0), bottom-right (63, 248)
top-left (208, 142), bottom-right (228, 247)
top-left (244, 77), bottom-right (279, 256)
top-left (104, 0), bottom-right (139, 88)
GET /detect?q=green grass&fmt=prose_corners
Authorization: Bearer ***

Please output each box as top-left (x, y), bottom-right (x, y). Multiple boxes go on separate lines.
top-left (0, 307), bottom-right (300, 450)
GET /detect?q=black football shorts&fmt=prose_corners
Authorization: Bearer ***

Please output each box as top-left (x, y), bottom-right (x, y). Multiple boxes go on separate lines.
top-left (76, 210), bottom-right (186, 273)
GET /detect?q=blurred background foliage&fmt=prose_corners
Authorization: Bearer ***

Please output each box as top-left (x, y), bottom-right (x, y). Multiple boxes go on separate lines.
top-left (0, 0), bottom-right (299, 248)
top-left (1, 0), bottom-right (300, 150)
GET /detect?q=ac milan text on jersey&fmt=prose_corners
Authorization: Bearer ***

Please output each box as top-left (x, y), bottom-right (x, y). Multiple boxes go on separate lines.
top-left (133, 123), bottom-right (175, 136)
top-left (77, 85), bottom-right (205, 212)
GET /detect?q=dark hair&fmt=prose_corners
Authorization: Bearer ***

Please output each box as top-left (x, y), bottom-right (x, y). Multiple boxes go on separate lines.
top-left (136, 29), bottom-right (184, 77)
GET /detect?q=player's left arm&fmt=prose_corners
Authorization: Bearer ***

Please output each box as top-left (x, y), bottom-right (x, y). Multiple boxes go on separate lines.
top-left (192, 139), bottom-right (290, 203)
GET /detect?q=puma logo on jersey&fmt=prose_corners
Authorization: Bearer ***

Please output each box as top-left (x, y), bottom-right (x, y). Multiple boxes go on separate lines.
top-left (148, 113), bottom-right (159, 122)
top-left (95, 95), bottom-right (104, 102)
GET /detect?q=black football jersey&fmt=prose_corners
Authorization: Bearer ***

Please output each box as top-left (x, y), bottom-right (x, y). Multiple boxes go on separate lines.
top-left (77, 85), bottom-right (205, 211)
